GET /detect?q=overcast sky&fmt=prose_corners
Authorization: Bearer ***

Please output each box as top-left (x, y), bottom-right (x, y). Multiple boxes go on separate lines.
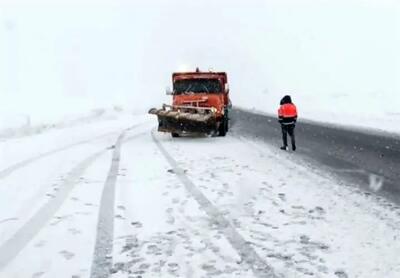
top-left (0, 0), bottom-right (399, 118)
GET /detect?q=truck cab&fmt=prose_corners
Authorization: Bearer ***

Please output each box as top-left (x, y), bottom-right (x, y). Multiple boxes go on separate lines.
top-left (149, 68), bottom-right (231, 137)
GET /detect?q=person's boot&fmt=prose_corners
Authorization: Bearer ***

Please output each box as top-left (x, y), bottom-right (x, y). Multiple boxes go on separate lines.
top-left (280, 146), bottom-right (288, 151)
top-left (292, 145), bottom-right (296, 151)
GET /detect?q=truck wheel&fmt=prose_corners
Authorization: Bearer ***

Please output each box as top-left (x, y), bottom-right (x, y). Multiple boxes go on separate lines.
top-left (218, 117), bottom-right (227, 137)
top-left (224, 109), bottom-right (229, 133)
top-left (171, 132), bottom-right (180, 138)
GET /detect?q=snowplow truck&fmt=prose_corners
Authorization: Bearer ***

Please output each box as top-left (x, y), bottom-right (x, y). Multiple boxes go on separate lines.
top-left (149, 68), bottom-right (231, 137)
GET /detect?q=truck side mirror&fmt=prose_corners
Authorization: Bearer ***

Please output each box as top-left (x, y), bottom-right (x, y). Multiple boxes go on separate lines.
top-left (166, 86), bottom-right (173, 95)
top-left (224, 83), bottom-right (229, 93)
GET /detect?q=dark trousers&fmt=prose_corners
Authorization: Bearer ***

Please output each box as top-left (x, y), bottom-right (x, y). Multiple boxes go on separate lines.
top-left (281, 124), bottom-right (296, 147)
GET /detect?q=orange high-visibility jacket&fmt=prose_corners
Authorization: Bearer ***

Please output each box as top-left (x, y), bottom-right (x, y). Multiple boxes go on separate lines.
top-left (278, 103), bottom-right (297, 118)
top-left (278, 103), bottom-right (298, 124)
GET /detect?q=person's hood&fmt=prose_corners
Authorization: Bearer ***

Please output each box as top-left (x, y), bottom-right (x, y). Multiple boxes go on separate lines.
top-left (280, 95), bottom-right (292, 105)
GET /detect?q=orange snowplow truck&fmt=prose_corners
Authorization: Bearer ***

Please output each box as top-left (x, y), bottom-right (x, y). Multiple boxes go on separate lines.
top-left (149, 68), bottom-right (231, 137)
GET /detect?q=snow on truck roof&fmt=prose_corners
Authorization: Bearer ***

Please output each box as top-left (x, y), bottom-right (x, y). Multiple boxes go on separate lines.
top-left (172, 72), bottom-right (227, 82)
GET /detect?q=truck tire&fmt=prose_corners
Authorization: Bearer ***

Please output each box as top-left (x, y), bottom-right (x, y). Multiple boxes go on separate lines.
top-left (225, 109), bottom-right (229, 133)
top-left (218, 116), bottom-right (228, 137)
top-left (171, 132), bottom-right (180, 138)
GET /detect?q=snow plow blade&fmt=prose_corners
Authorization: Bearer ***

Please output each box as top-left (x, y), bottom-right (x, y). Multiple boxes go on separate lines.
top-left (149, 105), bottom-right (217, 134)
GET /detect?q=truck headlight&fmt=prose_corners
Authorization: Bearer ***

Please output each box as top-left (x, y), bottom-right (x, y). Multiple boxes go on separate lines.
top-left (211, 107), bottom-right (217, 113)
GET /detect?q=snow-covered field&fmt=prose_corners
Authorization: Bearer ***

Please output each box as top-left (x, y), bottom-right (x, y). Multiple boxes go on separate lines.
top-left (0, 113), bottom-right (399, 278)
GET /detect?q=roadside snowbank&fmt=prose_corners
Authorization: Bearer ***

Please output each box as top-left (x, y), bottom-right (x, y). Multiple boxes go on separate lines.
top-left (0, 106), bottom-right (131, 139)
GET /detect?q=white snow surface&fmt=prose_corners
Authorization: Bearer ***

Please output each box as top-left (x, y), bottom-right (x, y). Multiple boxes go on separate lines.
top-left (0, 113), bottom-right (399, 278)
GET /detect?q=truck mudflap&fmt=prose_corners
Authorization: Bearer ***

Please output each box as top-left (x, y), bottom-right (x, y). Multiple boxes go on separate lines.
top-left (149, 105), bottom-right (218, 134)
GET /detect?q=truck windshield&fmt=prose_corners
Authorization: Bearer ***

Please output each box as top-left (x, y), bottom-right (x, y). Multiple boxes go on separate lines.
top-left (173, 79), bottom-right (222, 94)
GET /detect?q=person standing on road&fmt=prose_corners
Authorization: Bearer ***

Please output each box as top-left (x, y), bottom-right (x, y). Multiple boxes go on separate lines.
top-left (278, 95), bottom-right (298, 151)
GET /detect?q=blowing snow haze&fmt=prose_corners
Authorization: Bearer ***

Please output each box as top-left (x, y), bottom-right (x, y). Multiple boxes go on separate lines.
top-left (0, 0), bottom-right (399, 130)
top-left (1, 1), bottom-right (400, 277)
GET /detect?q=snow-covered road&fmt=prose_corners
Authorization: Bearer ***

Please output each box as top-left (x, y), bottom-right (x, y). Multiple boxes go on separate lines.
top-left (0, 113), bottom-right (399, 278)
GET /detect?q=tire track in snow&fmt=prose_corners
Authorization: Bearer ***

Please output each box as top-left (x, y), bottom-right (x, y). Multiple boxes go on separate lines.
top-left (0, 123), bottom-right (144, 182)
top-left (89, 132), bottom-right (125, 278)
top-left (0, 150), bottom-right (106, 270)
top-left (151, 131), bottom-right (280, 278)
top-left (0, 127), bottom-right (149, 272)
top-left (0, 134), bottom-right (110, 181)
